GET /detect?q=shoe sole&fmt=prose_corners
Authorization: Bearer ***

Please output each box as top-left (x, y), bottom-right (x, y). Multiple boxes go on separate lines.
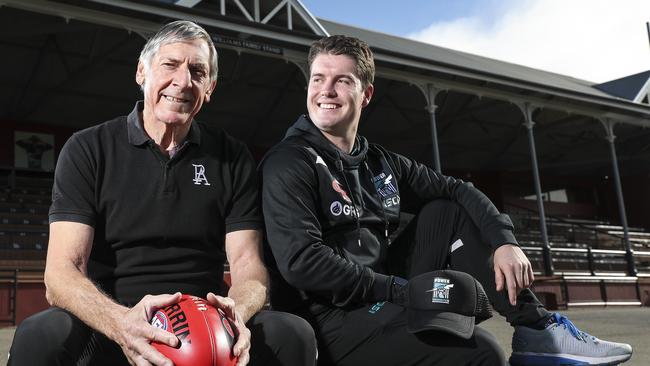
top-left (509, 353), bottom-right (632, 366)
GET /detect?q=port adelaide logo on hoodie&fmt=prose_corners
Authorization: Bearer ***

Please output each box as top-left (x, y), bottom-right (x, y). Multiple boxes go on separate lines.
top-left (373, 172), bottom-right (400, 208)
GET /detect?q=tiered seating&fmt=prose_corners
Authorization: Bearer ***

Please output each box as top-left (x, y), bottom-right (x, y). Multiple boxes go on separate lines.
top-left (508, 210), bottom-right (650, 276)
top-left (505, 209), bottom-right (650, 307)
top-left (0, 168), bottom-right (52, 271)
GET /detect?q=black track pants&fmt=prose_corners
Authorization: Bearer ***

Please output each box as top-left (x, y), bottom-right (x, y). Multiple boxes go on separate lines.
top-left (309, 301), bottom-right (506, 366)
top-left (390, 199), bottom-right (550, 326)
top-left (8, 307), bottom-right (317, 366)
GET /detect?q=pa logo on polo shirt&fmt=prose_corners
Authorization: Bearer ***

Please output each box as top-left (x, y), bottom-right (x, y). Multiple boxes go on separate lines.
top-left (192, 164), bottom-right (211, 186)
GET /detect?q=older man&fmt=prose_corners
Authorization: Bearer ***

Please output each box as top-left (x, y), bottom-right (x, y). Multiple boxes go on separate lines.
top-left (8, 21), bottom-right (316, 366)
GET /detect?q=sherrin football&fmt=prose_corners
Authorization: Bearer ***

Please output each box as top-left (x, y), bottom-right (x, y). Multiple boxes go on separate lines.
top-left (150, 294), bottom-right (238, 366)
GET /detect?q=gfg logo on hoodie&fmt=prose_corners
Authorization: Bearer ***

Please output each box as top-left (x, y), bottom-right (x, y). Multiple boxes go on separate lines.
top-left (330, 201), bottom-right (360, 217)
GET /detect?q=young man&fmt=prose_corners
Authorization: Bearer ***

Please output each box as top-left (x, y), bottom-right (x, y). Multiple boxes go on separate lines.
top-left (261, 35), bottom-right (633, 366)
top-left (8, 21), bottom-right (316, 366)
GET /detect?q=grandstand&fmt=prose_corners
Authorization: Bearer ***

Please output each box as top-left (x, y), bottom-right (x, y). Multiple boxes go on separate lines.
top-left (1, 0), bottom-right (650, 326)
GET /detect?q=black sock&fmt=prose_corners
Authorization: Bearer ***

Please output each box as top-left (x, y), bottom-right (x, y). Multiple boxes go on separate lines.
top-left (525, 313), bottom-right (555, 330)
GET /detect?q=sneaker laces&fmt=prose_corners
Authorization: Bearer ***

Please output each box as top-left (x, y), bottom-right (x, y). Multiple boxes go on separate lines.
top-left (553, 313), bottom-right (594, 342)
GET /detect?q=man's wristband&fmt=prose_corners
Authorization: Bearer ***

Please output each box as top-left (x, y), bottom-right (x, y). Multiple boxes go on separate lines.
top-left (390, 276), bottom-right (408, 306)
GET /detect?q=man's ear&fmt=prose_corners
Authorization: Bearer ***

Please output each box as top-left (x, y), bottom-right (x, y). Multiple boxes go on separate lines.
top-left (361, 83), bottom-right (374, 108)
top-left (204, 79), bottom-right (217, 103)
top-left (135, 61), bottom-right (145, 86)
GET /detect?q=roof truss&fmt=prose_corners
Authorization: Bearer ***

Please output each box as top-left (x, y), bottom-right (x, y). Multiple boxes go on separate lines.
top-left (171, 0), bottom-right (328, 35)
top-left (634, 77), bottom-right (650, 105)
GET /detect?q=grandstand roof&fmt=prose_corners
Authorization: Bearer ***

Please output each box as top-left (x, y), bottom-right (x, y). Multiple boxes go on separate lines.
top-left (1, 0), bottom-right (649, 176)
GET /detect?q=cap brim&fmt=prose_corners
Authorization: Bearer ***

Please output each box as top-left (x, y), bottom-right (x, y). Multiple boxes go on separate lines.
top-left (407, 310), bottom-right (475, 340)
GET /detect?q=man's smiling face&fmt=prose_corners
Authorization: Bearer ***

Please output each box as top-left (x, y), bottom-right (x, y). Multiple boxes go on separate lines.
top-left (137, 39), bottom-right (215, 126)
top-left (307, 53), bottom-right (373, 136)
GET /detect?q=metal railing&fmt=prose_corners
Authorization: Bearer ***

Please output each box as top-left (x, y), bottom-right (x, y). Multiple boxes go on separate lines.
top-left (0, 269), bottom-right (18, 326)
top-left (507, 203), bottom-right (649, 277)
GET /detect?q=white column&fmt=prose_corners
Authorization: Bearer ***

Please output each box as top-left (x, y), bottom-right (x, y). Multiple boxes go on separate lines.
top-left (600, 119), bottom-right (636, 276)
top-left (518, 103), bottom-right (553, 275)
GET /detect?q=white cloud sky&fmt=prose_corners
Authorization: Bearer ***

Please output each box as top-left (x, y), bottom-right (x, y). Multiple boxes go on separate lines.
top-left (407, 0), bottom-right (650, 83)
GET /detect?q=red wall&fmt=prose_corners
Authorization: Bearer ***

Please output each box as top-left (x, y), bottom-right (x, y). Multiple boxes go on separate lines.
top-left (622, 175), bottom-right (650, 230)
top-left (446, 170), bottom-right (648, 232)
top-left (0, 282), bottom-right (48, 326)
top-left (446, 170), bottom-right (505, 210)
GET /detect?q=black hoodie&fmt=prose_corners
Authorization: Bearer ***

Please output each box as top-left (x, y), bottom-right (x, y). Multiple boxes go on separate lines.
top-left (261, 115), bottom-right (517, 313)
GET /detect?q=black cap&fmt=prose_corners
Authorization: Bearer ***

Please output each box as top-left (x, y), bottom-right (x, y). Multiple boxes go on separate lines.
top-left (406, 270), bottom-right (492, 339)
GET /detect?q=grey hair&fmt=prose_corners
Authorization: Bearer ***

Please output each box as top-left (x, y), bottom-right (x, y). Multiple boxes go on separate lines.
top-left (139, 20), bottom-right (218, 81)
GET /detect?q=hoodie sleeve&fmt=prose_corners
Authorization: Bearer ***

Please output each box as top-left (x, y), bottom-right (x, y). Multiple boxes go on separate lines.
top-left (386, 149), bottom-right (517, 249)
top-left (261, 145), bottom-right (391, 306)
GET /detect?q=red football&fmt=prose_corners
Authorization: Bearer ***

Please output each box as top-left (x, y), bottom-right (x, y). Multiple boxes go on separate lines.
top-left (150, 294), bottom-right (238, 366)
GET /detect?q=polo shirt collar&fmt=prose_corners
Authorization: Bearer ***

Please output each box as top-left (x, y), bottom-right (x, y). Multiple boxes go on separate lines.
top-left (126, 101), bottom-right (201, 146)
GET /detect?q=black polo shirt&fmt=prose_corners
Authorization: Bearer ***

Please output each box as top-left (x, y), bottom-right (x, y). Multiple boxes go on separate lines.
top-left (50, 102), bottom-right (263, 305)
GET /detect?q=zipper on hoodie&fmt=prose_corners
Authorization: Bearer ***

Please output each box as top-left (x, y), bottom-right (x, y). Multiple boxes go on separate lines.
top-left (364, 161), bottom-right (391, 244)
top-left (335, 153), bottom-right (362, 247)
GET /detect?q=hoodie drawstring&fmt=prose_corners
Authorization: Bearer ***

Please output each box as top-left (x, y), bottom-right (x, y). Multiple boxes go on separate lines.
top-left (335, 152), bottom-right (362, 247)
top-left (364, 161), bottom-right (391, 244)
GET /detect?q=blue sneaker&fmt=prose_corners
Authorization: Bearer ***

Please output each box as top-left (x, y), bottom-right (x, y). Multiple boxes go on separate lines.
top-left (510, 313), bottom-right (632, 365)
